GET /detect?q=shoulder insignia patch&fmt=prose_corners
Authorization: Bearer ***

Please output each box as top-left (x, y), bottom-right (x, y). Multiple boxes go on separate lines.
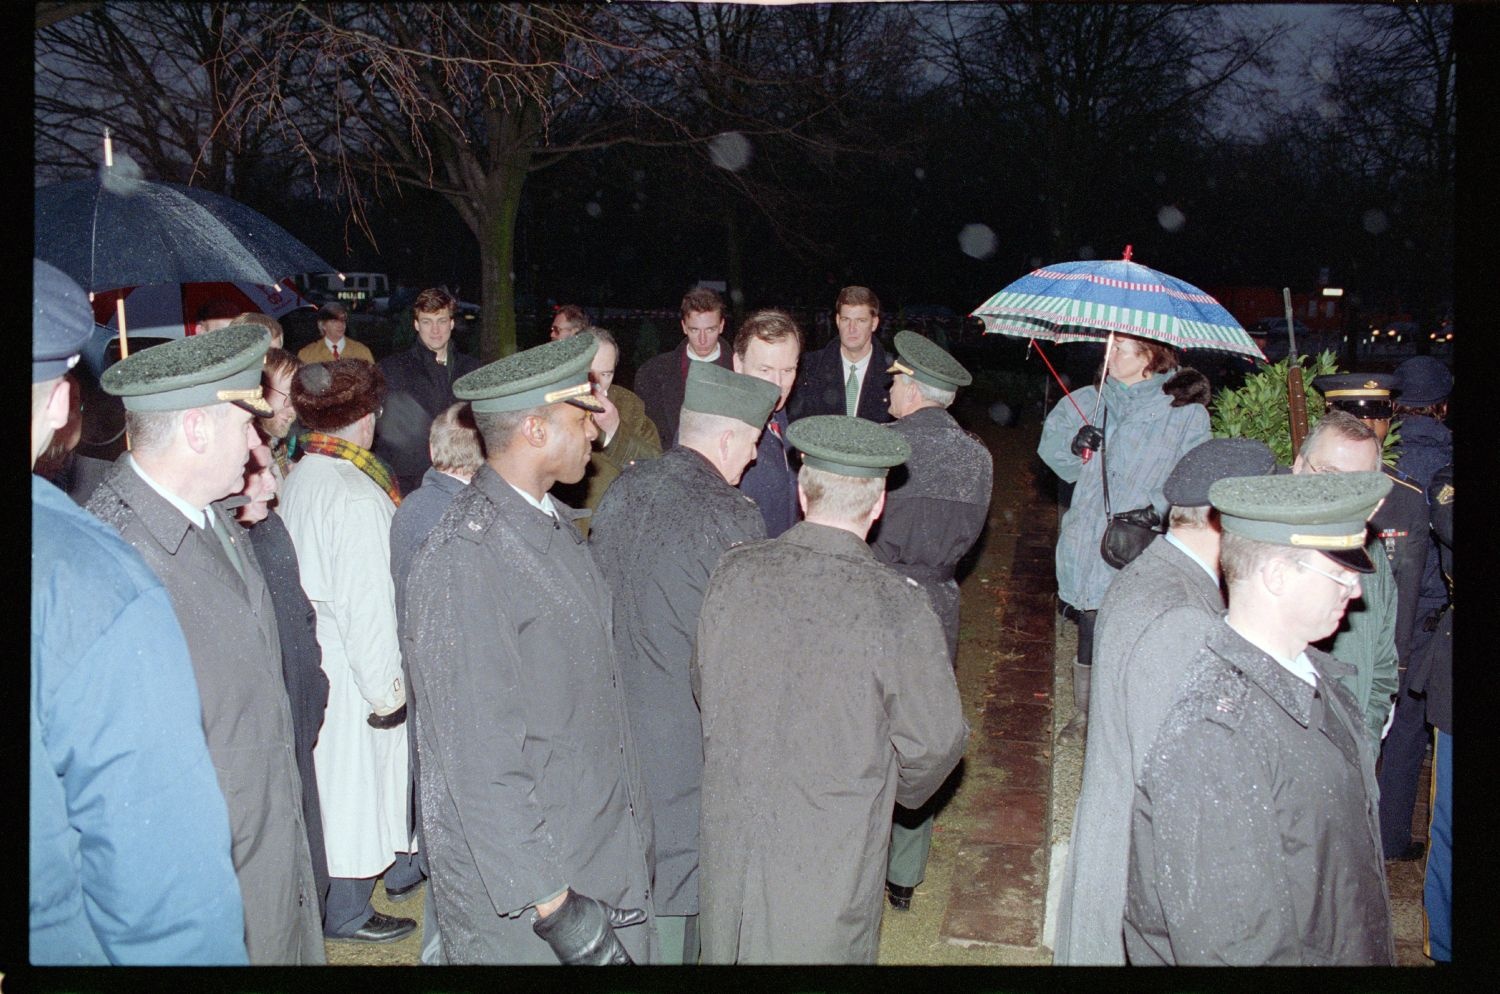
top-left (1435, 482), bottom-right (1454, 505)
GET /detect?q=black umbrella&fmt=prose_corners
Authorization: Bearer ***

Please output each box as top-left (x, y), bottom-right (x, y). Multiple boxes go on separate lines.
top-left (34, 169), bottom-right (331, 292)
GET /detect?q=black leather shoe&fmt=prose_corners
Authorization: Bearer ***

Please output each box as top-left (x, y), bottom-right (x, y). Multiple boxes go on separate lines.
top-left (384, 878), bottom-right (422, 903)
top-left (328, 911), bottom-right (417, 943)
top-left (1386, 841), bottom-right (1426, 863)
top-left (886, 882), bottom-right (914, 911)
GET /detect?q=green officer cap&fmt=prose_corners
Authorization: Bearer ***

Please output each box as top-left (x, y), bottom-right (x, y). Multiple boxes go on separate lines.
top-left (887, 329), bottom-right (972, 390)
top-left (101, 322), bottom-right (272, 416)
top-left (681, 361), bottom-right (781, 429)
top-left (1209, 471), bottom-right (1392, 573)
top-left (454, 335), bottom-right (605, 414)
top-left (786, 414), bottom-right (911, 478)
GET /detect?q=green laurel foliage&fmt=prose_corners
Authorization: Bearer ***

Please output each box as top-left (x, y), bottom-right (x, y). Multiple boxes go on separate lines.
top-left (1210, 351), bottom-right (1398, 466)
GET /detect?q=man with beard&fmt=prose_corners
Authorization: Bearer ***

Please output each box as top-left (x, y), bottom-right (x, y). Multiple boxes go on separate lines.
top-left (590, 361), bottom-right (780, 963)
top-left (403, 335), bottom-right (657, 964)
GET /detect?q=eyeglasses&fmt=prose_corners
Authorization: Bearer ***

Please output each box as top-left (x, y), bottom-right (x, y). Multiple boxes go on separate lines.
top-left (1294, 558), bottom-right (1359, 594)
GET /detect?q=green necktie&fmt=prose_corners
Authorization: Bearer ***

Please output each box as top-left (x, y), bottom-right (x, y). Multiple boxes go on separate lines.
top-left (845, 363), bottom-right (859, 416)
top-left (204, 514), bottom-right (247, 585)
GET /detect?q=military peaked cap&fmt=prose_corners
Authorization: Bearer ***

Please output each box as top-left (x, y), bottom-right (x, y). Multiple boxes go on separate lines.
top-left (454, 334), bottom-right (605, 414)
top-left (786, 414), bottom-right (910, 478)
top-left (101, 322), bottom-right (273, 416)
top-left (1209, 470), bottom-right (1392, 572)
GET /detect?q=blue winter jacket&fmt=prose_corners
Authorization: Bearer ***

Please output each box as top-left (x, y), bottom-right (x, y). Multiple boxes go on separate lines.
top-left (31, 475), bottom-right (247, 964)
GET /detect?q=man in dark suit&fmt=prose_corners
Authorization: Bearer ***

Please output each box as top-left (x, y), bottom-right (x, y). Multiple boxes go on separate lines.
top-left (633, 287), bottom-right (736, 446)
top-left (375, 287), bottom-right (482, 495)
top-left (787, 285), bottom-right (893, 424)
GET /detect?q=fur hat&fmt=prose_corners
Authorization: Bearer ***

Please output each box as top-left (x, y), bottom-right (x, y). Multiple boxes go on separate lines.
top-left (292, 358), bottom-right (386, 432)
top-left (1164, 367), bottom-right (1211, 408)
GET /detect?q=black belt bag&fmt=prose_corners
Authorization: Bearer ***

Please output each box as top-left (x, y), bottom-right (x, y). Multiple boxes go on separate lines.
top-left (1097, 411), bottom-right (1164, 570)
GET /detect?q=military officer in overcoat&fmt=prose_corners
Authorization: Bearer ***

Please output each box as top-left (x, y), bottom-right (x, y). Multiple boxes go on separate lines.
top-left (869, 330), bottom-right (992, 913)
top-left (401, 335), bottom-right (657, 965)
top-left (695, 415), bottom-right (969, 964)
top-left (85, 324), bottom-right (325, 964)
top-left (589, 361), bottom-right (781, 963)
top-left (1055, 437), bottom-right (1275, 965)
top-left (1123, 471), bottom-right (1396, 965)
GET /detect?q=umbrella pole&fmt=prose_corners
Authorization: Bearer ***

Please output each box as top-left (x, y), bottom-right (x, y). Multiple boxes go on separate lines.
top-left (115, 297), bottom-right (130, 359)
top-left (1030, 338), bottom-right (1091, 424)
top-left (1090, 331), bottom-right (1115, 424)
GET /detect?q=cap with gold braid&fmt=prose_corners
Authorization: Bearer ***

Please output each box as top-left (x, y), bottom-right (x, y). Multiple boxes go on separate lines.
top-left (454, 335), bottom-right (606, 414)
top-left (1312, 372), bottom-right (1397, 421)
top-left (100, 322), bottom-right (273, 416)
top-left (1208, 470), bottom-right (1392, 573)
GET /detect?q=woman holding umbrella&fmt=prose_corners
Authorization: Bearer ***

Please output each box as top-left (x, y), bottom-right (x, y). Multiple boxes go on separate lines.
top-left (1038, 334), bottom-right (1210, 741)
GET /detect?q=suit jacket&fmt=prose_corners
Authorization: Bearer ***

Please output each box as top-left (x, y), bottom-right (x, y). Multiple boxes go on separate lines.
top-left (787, 337), bottom-right (893, 423)
top-left (375, 342), bottom-right (483, 495)
top-left (634, 341), bottom-right (735, 446)
top-left (86, 460), bottom-right (324, 964)
top-left (297, 337), bottom-right (374, 365)
top-left (1053, 537), bottom-right (1223, 965)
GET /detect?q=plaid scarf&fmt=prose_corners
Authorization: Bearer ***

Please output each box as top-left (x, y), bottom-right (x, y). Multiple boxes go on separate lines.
top-left (297, 431), bottom-right (402, 506)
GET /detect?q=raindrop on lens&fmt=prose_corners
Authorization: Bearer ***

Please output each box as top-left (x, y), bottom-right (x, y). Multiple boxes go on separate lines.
top-left (729, 288), bottom-right (745, 306)
top-left (709, 132), bottom-right (752, 172)
top-left (1158, 205), bottom-right (1186, 232)
top-left (1362, 209), bottom-right (1389, 235)
top-left (585, 202), bottom-right (602, 218)
top-left (914, 167), bottom-right (926, 180)
top-left (958, 223), bottom-right (997, 260)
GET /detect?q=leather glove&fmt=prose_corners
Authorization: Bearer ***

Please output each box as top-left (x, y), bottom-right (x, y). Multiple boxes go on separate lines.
top-left (532, 888), bottom-right (646, 965)
top-left (367, 703), bottom-right (407, 729)
top-left (1070, 424), bottom-right (1104, 456)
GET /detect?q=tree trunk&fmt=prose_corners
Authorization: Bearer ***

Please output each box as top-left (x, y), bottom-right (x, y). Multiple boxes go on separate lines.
top-left (478, 161), bottom-right (528, 361)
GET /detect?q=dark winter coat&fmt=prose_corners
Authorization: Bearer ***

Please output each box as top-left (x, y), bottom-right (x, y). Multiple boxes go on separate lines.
top-left (244, 510), bottom-right (331, 920)
top-left (86, 460), bottom-right (324, 964)
top-left (1054, 537), bottom-right (1223, 965)
top-left (374, 342), bottom-right (482, 495)
top-left (1123, 620), bottom-right (1394, 965)
top-left (736, 408), bottom-right (799, 538)
top-left (1370, 467), bottom-right (1431, 667)
top-left (786, 337), bottom-right (894, 423)
top-left (634, 342), bottom-right (736, 447)
top-left (869, 406), bottom-right (992, 659)
top-left (1407, 463), bottom-right (1452, 733)
top-left (589, 445), bottom-right (766, 917)
top-left (695, 522), bottom-right (968, 963)
top-left (401, 465), bottom-right (657, 963)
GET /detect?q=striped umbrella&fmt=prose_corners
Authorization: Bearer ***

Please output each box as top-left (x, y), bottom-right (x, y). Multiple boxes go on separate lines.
top-left (972, 247), bottom-right (1263, 359)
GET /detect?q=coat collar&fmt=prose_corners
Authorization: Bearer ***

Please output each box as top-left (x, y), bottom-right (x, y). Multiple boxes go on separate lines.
top-left (472, 463), bottom-right (588, 550)
top-left (103, 457), bottom-right (195, 556)
top-left (666, 443), bottom-right (731, 486)
top-left (779, 520), bottom-right (876, 562)
top-left (419, 465), bottom-right (470, 498)
top-left (896, 405), bottom-right (958, 431)
top-left (1208, 622), bottom-right (1362, 765)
